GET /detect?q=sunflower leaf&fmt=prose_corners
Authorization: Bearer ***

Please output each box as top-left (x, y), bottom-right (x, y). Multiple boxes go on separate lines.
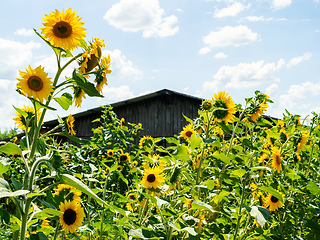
top-left (191, 200), bottom-right (216, 213)
top-left (33, 29), bottom-right (66, 56)
top-left (0, 143), bottom-right (22, 156)
top-left (72, 70), bottom-right (103, 97)
top-left (245, 205), bottom-right (269, 228)
top-left (13, 105), bottom-right (28, 118)
top-left (53, 93), bottom-right (73, 111)
top-left (259, 186), bottom-right (283, 203)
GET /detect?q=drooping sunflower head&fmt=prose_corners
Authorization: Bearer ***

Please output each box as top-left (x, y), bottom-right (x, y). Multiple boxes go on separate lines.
top-left (271, 146), bottom-right (282, 172)
top-left (13, 105), bottom-right (41, 131)
top-left (41, 8), bottom-right (86, 50)
top-left (180, 124), bottom-right (196, 141)
top-left (59, 200), bottom-right (85, 233)
top-left (139, 136), bottom-right (154, 149)
top-left (17, 65), bottom-right (53, 102)
top-left (140, 166), bottom-right (165, 189)
top-left (297, 130), bottom-right (309, 153)
top-left (66, 114), bottom-right (76, 135)
top-left (73, 87), bottom-right (86, 108)
top-left (94, 55), bottom-right (112, 94)
top-left (212, 91), bottom-right (236, 124)
top-left (79, 38), bottom-right (104, 75)
top-left (201, 99), bottom-right (213, 111)
top-left (265, 193), bottom-right (285, 211)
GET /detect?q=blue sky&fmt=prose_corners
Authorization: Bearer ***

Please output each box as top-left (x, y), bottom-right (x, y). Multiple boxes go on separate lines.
top-left (1, 0), bottom-right (320, 131)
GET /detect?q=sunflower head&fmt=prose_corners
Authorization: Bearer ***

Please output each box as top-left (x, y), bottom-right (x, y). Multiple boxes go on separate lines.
top-left (271, 146), bottom-right (282, 172)
top-left (17, 65), bottom-right (53, 102)
top-left (107, 149), bottom-right (114, 158)
top-left (59, 200), bottom-right (85, 233)
top-left (66, 114), bottom-right (76, 135)
top-left (116, 165), bottom-right (123, 171)
top-left (265, 193), bottom-right (285, 211)
top-left (140, 166), bottom-right (165, 189)
top-left (139, 136), bottom-right (154, 149)
top-left (201, 99), bottom-right (213, 111)
top-left (119, 153), bottom-right (131, 163)
top-left (13, 105), bottom-right (41, 131)
top-left (41, 8), bottom-right (86, 50)
top-left (212, 91), bottom-right (236, 124)
top-left (180, 124), bottom-right (196, 141)
top-left (73, 87), bottom-right (86, 108)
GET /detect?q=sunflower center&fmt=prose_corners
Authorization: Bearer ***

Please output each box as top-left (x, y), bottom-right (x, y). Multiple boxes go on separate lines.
top-left (185, 130), bottom-right (193, 138)
top-left (53, 21), bottom-right (73, 38)
top-left (147, 174), bottom-right (156, 183)
top-left (27, 76), bottom-right (43, 92)
top-left (271, 196), bottom-right (279, 203)
top-left (275, 155), bottom-right (281, 165)
top-left (213, 100), bottom-right (228, 120)
top-left (120, 155), bottom-right (128, 162)
top-left (63, 208), bottom-right (77, 225)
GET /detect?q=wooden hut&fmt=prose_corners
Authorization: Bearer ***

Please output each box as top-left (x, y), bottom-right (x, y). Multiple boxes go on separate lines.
top-left (42, 89), bottom-right (204, 142)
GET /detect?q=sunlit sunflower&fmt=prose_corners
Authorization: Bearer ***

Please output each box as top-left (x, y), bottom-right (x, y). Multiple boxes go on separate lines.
top-left (140, 166), bottom-right (165, 189)
top-left (297, 130), bottom-right (308, 153)
top-left (95, 55), bottom-right (112, 94)
top-left (59, 200), bottom-right (85, 233)
top-left (120, 118), bottom-right (125, 128)
top-left (249, 101), bottom-right (268, 122)
top-left (119, 153), bottom-right (131, 163)
top-left (259, 153), bottom-right (269, 166)
top-left (66, 114), bottom-right (76, 135)
top-left (271, 146), bottom-right (282, 172)
top-left (107, 149), bottom-right (114, 158)
top-left (139, 136), bottom-right (154, 149)
top-left (41, 8), bottom-right (86, 50)
top-left (180, 124), bottom-right (196, 141)
top-left (212, 91), bottom-right (236, 124)
top-left (265, 193), bottom-right (284, 211)
top-left (184, 197), bottom-right (192, 209)
top-left (13, 105), bottom-right (41, 131)
top-left (17, 65), bottom-right (53, 102)
top-left (73, 87), bottom-right (86, 108)
top-left (132, 160), bottom-right (138, 168)
top-left (54, 184), bottom-right (82, 203)
top-left (116, 165), bottom-right (123, 171)
top-left (79, 38), bottom-right (104, 75)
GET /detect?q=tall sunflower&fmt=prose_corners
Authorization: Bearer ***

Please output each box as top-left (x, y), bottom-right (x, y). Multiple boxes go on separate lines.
top-left (180, 124), bottom-right (196, 141)
top-left (271, 146), bottom-right (282, 172)
top-left (17, 65), bottom-right (53, 102)
top-left (59, 200), bottom-right (85, 233)
top-left (66, 114), bottom-right (76, 135)
top-left (265, 193), bottom-right (284, 211)
top-left (41, 8), bottom-right (86, 50)
top-left (140, 166), bottom-right (165, 189)
top-left (212, 91), bottom-right (236, 124)
top-left (13, 105), bottom-right (41, 131)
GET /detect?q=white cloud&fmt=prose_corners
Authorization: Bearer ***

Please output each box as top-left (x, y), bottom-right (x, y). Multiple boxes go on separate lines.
top-left (287, 52), bottom-right (312, 67)
top-left (203, 25), bottom-right (259, 48)
top-left (265, 83), bottom-right (279, 97)
top-left (103, 0), bottom-right (179, 38)
top-left (14, 28), bottom-right (34, 37)
top-left (212, 59), bottom-right (284, 88)
top-left (271, 0), bottom-right (292, 9)
top-left (243, 16), bottom-right (273, 22)
top-left (214, 52), bottom-right (228, 59)
top-left (213, 2), bottom-right (250, 18)
top-left (199, 47), bottom-right (211, 55)
top-left (100, 85), bottom-right (135, 102)
top-left (103, 49), bottom-right (144, 80)
top-left (0, 38), bottom-right (41, 73)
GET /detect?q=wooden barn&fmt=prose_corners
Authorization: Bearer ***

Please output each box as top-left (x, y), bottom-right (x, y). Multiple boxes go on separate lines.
top-left (42, 89), bottom-right (204, 142)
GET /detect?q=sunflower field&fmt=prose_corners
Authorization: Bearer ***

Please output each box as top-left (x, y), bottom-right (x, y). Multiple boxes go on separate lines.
top-left (1, 8), bottom-right (320, 240)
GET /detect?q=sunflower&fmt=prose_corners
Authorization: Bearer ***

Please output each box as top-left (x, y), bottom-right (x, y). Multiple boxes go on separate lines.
top-left (271, 146), bottom-right (282, 172)
top-left (13, 105), bottom-right (41, 131)
top-left (95, 55), bottom-right (112, 94)
top-left (73, 87), bottom-right (86, 108)
top-left (212, 91), bottom-right (236, 124)
top-left (297, 130), bottom-right (308, 153)
top-left (201, 99), bottom-right (213, 111)
top-left (180, 124), bottom-right (196, 141)
top-left (119, 153), bottom-right (131, 163)
top-left (59, 200), bottom-right (85, 233)
top-left (117, 165), bottom-right (123, 171)
top-left (184, 197), bottom-right (192, 209)
top-left (54, 184), bottom-right (82, 203)
top-left (132, 160), bottom-right (138, 168)
top-left (259, 153), bottom-right (269, 166)
top-left (17, 65), bottom-right (53, 102)
top-left (140, 166), bottom-right (165, 189)
top-left (120, 118), bottom-right (125, 128)
top-left (139, 136), bottom-right (154, 149)
top-left (107, 149), bottom-right (114, 158)
top-left (41, 8), bottom-right (86, 50)
top-left (249, 101), bottom-right (268, 122)
top-left (79, 38), bottom-right (104, 75)
top-left (66, 114), bottom-right (76, 135)
top-left (265, 193), bottom-right (284, 211)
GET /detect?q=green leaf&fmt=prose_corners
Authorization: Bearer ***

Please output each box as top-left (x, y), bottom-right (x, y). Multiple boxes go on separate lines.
top-left (0, 158), bottom-right (10, 176)
top-left (191, 200), bottom-right (215, 213)
top-left (212, 152), bottom-right (230, 164)
top-left (203, 179), bottom-right (216, 190)
top-left (53, 93), bottom-right (73, 111)
top-left (212, 190), bottom-right (230, 204)
top-left (0, 208), bottom-right (10, 224)
top-left (54, 131), bottom-right (89, 145)
top-left (168, 222), bottom-right (198, 236)
top-left (245, 205), bottom-right (269, 228)
top-left (11, 177), bottom-right (23, 190)
top-left (61, 49), bottom-right (73, 58)
top-left (242, 139), bottom-right (258, 150)
top-left (72, 70), bottom-right (103, 97)
top-left (306, 181), bottom-right (320, 196)
top-left (0, 143), bottom-right (22, 156)
top-left (13, 105), bottom-right (28, 118)
top-left (61, 174), bottom-right (126, 215)
top-left (33, 208), bottom-right (62, 219)
top-left (172, 145), bottom-right (190, 161)
top-left (231, 169), bottom-right (246, 178)
top-left (34, 100), bottom-right (57, 111)
top-left (34, 29), bottom-right (65, 56)
top-left (154, 196), bottom-right (168, 209)
top-left (128, 228), bottom-right (153, 239)
top-left (259, 186), bottom-right (284, 202)
top-left (190, 134), bottom-right (202, 151)
top-left (0, 189), bottom-right (29, 198)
